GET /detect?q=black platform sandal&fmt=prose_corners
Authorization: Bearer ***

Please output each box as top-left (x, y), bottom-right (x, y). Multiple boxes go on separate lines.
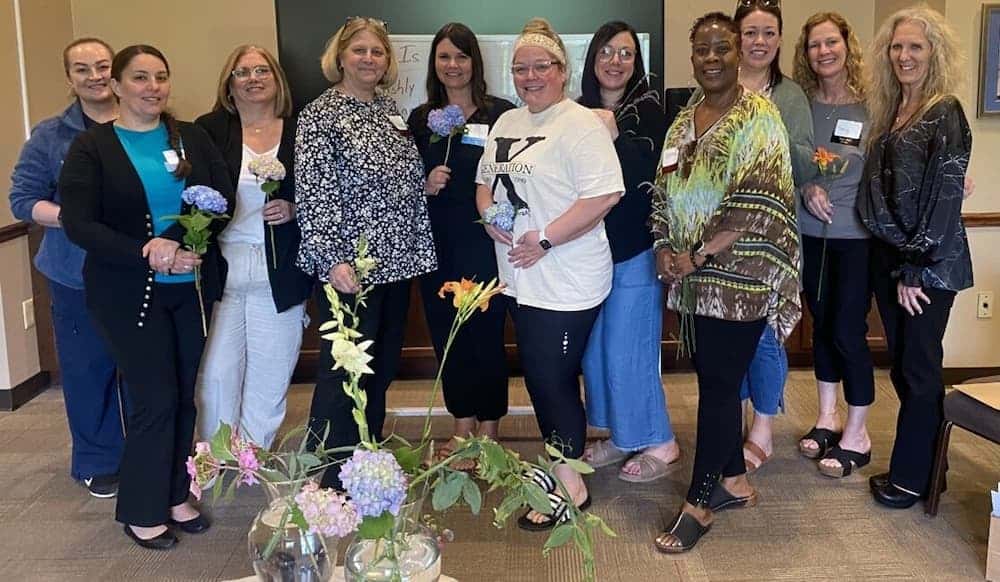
top-left (708, 484), bottom-right (760, 512)
top-left (798, 427), bottom-right (842, 459)
top-left (818, 445), bottom-right (871, 478)
top-left (654, 511), bottom-right (712, 553)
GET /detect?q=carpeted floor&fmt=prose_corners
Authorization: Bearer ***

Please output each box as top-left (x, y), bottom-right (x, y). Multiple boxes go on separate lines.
top-left (0, 370), bottom-right (995, 581)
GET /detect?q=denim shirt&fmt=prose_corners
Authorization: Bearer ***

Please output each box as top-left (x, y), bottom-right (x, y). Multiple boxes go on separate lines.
top-left (9, 101), bottom-right (88, 289)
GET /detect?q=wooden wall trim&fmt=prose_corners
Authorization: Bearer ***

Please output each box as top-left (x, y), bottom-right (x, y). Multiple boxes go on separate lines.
top-left (0, 371), bottom-right (50, 411)
top-left (962, 212), bottom-right (1000, 228)
top-left (0, 221), bottom-right (29, 244)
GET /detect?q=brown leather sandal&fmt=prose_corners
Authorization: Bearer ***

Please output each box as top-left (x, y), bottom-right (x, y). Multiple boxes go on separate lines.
top-left (743, 441), bottom-right (770, 474)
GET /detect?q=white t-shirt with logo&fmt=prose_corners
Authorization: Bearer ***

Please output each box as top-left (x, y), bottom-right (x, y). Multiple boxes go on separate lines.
top-left (476, 99), bottom-right (624, 311)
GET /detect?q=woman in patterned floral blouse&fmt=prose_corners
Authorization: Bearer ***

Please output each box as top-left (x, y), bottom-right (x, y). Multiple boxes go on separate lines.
top-left (651, 12), bottom-right (799, 553)
top-left (295, 17), bottom-right (436, 489)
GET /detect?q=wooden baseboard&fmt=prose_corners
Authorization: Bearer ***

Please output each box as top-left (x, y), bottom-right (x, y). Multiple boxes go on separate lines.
top-left (942, 367), bottom-right (1000, 386)
top-left (0, 371), bottom-right (50, 411)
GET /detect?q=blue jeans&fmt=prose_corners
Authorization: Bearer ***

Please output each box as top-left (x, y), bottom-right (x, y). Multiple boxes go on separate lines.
top-left (49, 280), bottom-right (125, 480)
top-left (739, 325), bottom-right (788, 415)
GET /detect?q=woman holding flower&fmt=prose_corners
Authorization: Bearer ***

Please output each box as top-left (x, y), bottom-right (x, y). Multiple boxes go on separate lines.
top-left (60, 45), bottom-right (234, 549)
top-left (476, 18), bottom-right (623, 531)
top-left (790, 13), bottom-right (875, 478)
top-left (194, 45), bottom-right (312, 449)
top-left (295, 17), bottom-right (436, 488)
top-left (407, 23), bottom-right (516, 467)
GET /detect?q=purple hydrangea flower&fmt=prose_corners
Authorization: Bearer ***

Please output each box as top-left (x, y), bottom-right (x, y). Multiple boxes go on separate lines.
top-left (182, 185), bottom-right (228, 214)
top-left (427, 104), bottom-right (466, 137)
top-left (337, 449), bottom-right (408, 518)
top-left (483, 201), bottom-right (515, 232)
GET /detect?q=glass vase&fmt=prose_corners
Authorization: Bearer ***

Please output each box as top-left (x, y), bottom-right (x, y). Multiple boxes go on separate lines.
top-left (248, 481), bottom-right (336, 582)
top-left (343, 495), bottom-right (442, 582)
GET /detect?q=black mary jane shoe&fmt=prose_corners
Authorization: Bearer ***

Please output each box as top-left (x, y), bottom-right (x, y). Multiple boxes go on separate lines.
top-left (168, 513), bottom-right (211, 534)
top-left (871, 481), bottom-right (920, 509)
top-left (123, 524), bottom-right (178, 550)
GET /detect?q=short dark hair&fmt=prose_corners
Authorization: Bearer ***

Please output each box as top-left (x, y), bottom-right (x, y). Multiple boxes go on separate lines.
top-left (424, 22), bottom-right (490, 112)
top-left (690, 12), bottom-right (740, 43)
top-left (734, 0), bottom-right (784, 89)
top-left (579, 21), bottom-right (649, 109)
top-left (62, 37), bottom-right (113, 75)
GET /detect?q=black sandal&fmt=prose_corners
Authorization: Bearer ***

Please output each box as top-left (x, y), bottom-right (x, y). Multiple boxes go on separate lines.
top-left (818, 445), bottom-right (871, 478)
top-left (708, 484), bottom-right (759, 512)
top-left (798, 427), bottom-right (842, 459)
top-left (517, 492), bottom-right (591, 532)
top-left (654, 511), bottom-right (712, 554)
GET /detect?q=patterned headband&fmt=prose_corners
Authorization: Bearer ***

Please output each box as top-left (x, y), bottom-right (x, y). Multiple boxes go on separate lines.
top-left (513, 33), bottom-right (566, 64)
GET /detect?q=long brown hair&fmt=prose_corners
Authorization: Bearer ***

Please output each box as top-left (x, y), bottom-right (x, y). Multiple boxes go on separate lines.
top-left (424, 23), bottom-right (490, 112)
top-left (792, 12), bottom-right (865, 101)
top-left (111, 45), bottom-right (191, 179)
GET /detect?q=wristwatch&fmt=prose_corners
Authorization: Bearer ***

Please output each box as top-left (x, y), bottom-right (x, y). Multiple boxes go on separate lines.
top-left (690, 240), bottom-right (714, 267)
top-left (538, 228), bottom-right (552, 251)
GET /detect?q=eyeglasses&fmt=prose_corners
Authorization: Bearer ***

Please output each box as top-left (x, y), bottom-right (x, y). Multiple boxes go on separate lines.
top-left (598, 46), bottom-right (636, 63)
top-left (346, 16), bottom-right (388, 31)
top-left (511, 60), bottom-right (559, 77)
top-left (737, 0), bottom-right (780, 8)
top-left (231, 66), bottom-right (273, 80)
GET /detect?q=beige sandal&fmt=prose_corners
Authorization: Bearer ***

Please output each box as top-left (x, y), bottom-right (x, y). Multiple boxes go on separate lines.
top-left (584, 440), bottom-right (630, 469)
top-left (618, 452), bottom-right (681, 483)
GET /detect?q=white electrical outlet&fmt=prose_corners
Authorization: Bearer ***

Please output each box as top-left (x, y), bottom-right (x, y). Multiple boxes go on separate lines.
top-left (21, 298), bottom-right (34, 329)
top-left (977, 291), bottom-right (994, 319)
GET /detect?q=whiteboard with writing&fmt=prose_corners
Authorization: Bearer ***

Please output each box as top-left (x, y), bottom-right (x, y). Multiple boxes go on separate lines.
top-left (385, 33), bottom-right (651, 117)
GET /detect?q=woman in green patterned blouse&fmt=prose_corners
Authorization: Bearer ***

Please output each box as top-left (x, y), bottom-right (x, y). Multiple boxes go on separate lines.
top-left (651, 12), bottom-right (800, 553)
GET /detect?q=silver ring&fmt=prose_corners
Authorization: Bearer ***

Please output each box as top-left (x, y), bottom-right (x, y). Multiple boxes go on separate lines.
top-left (656, 273), bottom-right (665, 282)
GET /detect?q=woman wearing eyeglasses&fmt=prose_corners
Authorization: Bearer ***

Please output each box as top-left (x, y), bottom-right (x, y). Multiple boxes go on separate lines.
top-left (576, 21), bottom-right (678, 483)
top-left (476, 17), bottom-right (623, 531)
top-left (407, 23), bottom-right (516, 469)
top-left (296, 17), bottom-right (436, 488)
top-left (193, 45), bottom-right (312, 449)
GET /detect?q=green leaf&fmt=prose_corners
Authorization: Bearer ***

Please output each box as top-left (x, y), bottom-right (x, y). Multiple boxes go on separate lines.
top-left (357, 511), bottom-right (394, 540)
top-left (188, 212), bottom-right (212, 231)
top-left (564, 458), bottom-right (595, 475)
top-left (544, 443), bottom-right (563, 459)
top-left (462, 479), bottom-right (482, 515)
top-left (289, 504), bottom-right (310, 532)
top-left (432, 471), bottom-right (465, 511)
top-left (543, 523), bottom-right (574, 551)
top-left (261, 181), bottom-right (280, 194)
top-left (429, 134), bottom-right (442, 144)
top-left (524, 482), bottom-right (553, 514)
top-left (298, 453), bottom-right (322, 469)
top-left (392, 445), bottom-right (421, 474)
top-left (210, 423), bottom-right (236, 462)
top-left (258, 468), bottom-right (287, 483)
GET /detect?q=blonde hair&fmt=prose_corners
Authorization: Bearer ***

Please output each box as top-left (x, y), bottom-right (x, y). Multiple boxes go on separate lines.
top-left (866, 6), bottom-right (965, 143)
top-left (514, 17), bottom-right (569, 87)
top-left (320, 18), bottom-right (397, 88)
top-left (792, 12), bottom-right (865, 101)
top-left (213, 45), bottom-right (292, 118)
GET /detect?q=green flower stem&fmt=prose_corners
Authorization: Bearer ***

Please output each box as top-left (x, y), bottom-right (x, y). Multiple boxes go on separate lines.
top-left (269, 224), bottom-right (278, 270)
top-left (418, 311), bottom-right (461, 444)
top-left (194, 265), bottom-right (207, 337)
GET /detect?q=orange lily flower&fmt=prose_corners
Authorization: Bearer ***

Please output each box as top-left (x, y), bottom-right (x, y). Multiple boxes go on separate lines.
top-left (438, 278), bottom-right (477, 308)
top-left (813, 147), bottom-right (840, 173)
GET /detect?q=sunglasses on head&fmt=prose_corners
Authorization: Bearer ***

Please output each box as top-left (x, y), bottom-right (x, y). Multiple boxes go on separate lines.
top-left (346, 16), bottom-right (389, 32)
top-left (737, 0), bottom-right (780, 9)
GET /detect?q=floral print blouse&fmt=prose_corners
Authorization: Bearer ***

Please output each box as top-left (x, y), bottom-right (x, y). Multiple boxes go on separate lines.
top-left (294, 88), bottom-right (436, 285)
top-left (857, 95), bottom-right (973, 291)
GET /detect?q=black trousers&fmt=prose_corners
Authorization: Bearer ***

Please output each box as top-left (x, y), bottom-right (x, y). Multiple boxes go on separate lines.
top-left (91, 283), bottom-right (208, 526)
top-left (419, 275), bottom-right (509, 421)
top-left (308, 280), bottom-right (410, 488)
top-left (513, 303), bottom-right (600, 459)
top-left (871, 242), bottom-right (955, 494)
top-left (801, 235), bottom-right (875, 406)
top-left (686, 315), bottom-right (766, 506)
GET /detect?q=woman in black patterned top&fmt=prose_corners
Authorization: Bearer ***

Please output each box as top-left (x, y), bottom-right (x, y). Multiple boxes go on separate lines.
top-left (295, 17), bottom-right (436, 488)
top-left (857, 7), bottom-right (972, 510)
top-left (407, 23), bottom-right (516, 467)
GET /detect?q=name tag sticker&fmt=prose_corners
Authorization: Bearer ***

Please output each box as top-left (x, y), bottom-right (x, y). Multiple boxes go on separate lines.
top-left (462, 123), bottom-right (489, 147)
top-left (660, 147), bottom-right (679, 174)
top-left (831, 119), bottom-right (863, 146)
top-left (162, 150), bottom-right (179, 172)
top-left (388, 114), bottom-right (408, 132)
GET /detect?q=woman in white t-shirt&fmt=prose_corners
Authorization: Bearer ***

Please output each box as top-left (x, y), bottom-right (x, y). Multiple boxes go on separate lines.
top-left (476, 17), bottom-right (624, 532)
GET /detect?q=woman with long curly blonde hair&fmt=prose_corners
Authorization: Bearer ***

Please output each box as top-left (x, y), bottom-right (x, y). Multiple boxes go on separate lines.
top-left (789, 12), bottom-right (876, 481)
top-left (857, 6), bottom-right (973, 510)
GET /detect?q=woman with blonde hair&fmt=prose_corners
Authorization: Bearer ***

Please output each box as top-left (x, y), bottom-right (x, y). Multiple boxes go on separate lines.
top-left (789, 12), bottom-right (874, 478)
top-left (858, 7), bottom-right (973, 509)
top-left (194, 44), bottom-right (312, 448)
top-left (296, 17), bottom-right (436, 489)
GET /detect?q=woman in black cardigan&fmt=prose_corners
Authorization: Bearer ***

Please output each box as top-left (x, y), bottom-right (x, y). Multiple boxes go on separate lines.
top-left (60, 45), bottom-right (233, 550)
top-left (194, 45), bottom-right (312, 449)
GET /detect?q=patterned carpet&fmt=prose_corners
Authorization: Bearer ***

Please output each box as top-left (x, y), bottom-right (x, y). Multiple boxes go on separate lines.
top-left (0, 370), bottom-right (994, 581)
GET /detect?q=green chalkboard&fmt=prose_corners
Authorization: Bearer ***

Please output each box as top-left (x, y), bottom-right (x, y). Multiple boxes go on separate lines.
top-left (275, 0), bottom-right (664, 111)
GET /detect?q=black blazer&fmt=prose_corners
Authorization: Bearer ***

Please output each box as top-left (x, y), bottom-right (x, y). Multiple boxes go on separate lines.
top-left (194, 109), bottom-right (313, 312)
top-left (60, 121), bottom-right (234, 329)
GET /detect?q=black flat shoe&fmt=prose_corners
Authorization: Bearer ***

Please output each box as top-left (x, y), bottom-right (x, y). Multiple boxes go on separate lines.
top-left (871, 481), bottom-right (920, 509)
top-left (123, 524), bottom-right (178, 550)
top-left (168, 514), bottom-right (211, 534)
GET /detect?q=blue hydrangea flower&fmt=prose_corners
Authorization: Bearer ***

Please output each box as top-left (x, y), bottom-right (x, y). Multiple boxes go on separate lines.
top-left (337, 449), bottom-right (408, 517)
top-left (427, 104), bottom-right (466, 137)
top-left (182, 185), bottom-right (228, 214)
top-left (483, 201), bottom-right (515, 232)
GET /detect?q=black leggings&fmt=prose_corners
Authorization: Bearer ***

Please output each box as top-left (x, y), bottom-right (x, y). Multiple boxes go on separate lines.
top-left (801, 235), bottom-right (875, 406)
top-left (513, 304), bottom-right (600, 459)
top-left (686, 315), bottom-right (766, 507)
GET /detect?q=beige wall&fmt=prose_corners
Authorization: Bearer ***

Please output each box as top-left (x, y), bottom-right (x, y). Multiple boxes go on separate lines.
top-left (71, 0), bottom-right (278, 120)
top-left (0, 0), bottom-right (25, 229)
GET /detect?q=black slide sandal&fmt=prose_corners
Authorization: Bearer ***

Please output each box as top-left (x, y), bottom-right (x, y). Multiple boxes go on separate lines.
top-left (798, 427), bottom-right (842, 459)
top-left (654, 511), bottom-right (712, 553)
top-left (818, 445), bottom-right (871, 478)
